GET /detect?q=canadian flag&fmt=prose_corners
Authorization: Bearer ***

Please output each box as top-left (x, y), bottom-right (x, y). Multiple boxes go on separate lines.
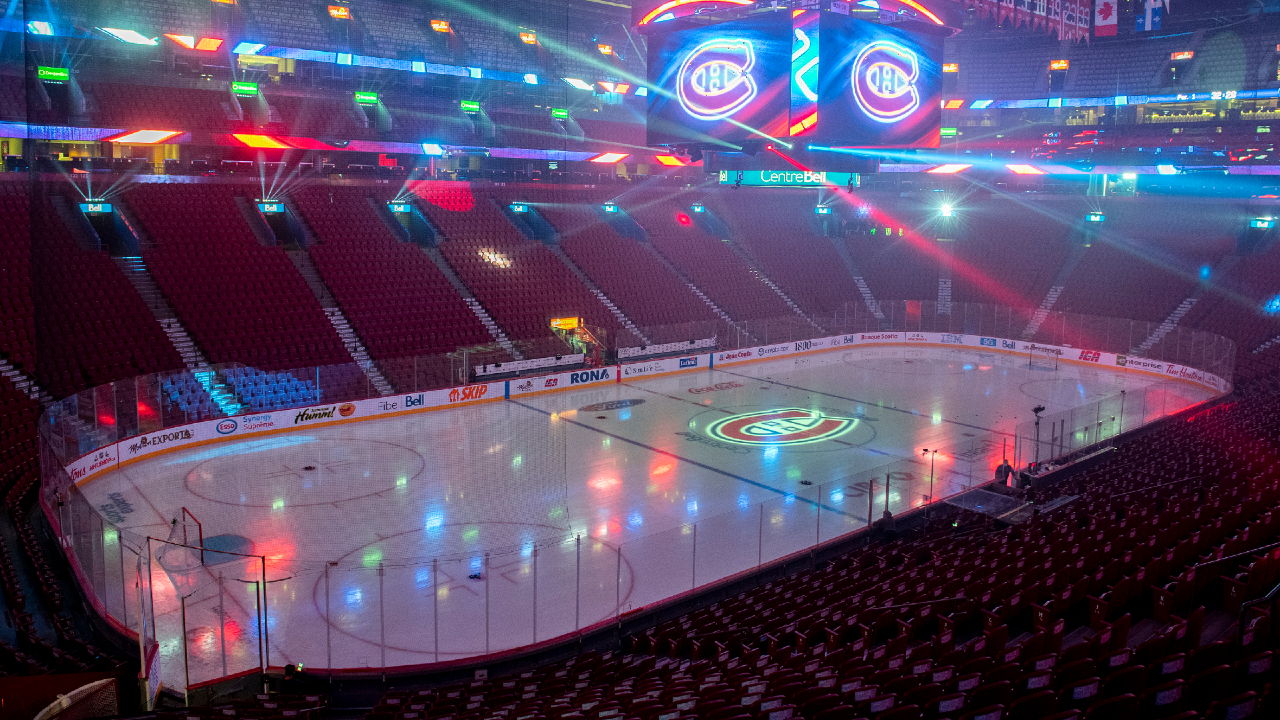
top-left (1095, 0), bottom-right (1118, 37)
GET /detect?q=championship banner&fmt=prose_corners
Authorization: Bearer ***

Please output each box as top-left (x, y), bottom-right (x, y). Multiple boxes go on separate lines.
top-left (1075, 0), bottom-right (1092, 41)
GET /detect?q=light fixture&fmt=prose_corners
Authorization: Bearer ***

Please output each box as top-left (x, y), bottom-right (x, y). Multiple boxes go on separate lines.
top-left (927, 164), bottom-right (971, 174)
top-left (166, 35), bottom-right (224, 51)
top-left (523, 74), bottom-right (538, 85)
top-left (232, 133), bottom-right (291, 148)
top-left (232, 42), bottom-right (266, 54)
top-left (100, 28), bottom-right (159, 45)
top-left (27, 21), bottom-right (54, 35)
top-left (1007, 164), bottom-right (1045, 175)
top-left (588, 152), bottom-right (629, 163)
top-left (107, 130), bottom-right (183, 144)
top-left (635, 87), bottom-right (649, 96)
top-left (421, 143), bottom-right (445, 156)
top-left (939, 204), bottom-right (954, 217)
top-left (898, 0), bottom-right (944, 24)
top-left (637, 0), bottom-right (753, 25)
top-left (654, 155), bottom-right (687, 166)
top-left (943, 99), bottom-right (964, 109)
top-left (613, 83), bottom-right (630, 94)
top-left (430, 19), bottom-right (450, 32)
top-left (563, 78), bottom-right (593, 90)
top-left (969, 100), bottom-right (994, 109)
top-left (1157, 165), bottom-right (1178, 175)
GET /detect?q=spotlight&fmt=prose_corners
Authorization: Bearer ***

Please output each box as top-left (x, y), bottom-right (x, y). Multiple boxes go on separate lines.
top-left (939, 204), bottom-right (954, 218)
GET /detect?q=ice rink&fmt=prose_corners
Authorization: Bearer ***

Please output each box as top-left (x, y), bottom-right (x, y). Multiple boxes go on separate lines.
top-left (78, 345), bottom-right (1216, 689)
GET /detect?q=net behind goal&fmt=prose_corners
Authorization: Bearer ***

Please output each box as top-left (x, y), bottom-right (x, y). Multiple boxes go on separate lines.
top-left (1029, 345), bottom-right (1059, 371)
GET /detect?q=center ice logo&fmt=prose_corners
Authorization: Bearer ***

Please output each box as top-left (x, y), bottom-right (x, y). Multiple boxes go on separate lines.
top-left (706, 408), bottom-right (855, 446)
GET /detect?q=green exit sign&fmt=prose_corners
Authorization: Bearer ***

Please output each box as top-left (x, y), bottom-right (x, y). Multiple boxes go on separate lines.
top-left (38, 66), bottom-right (69, 83)
top-left (354, 91), bottom-right (379, 105)
top-left (551, 108), bottom-right (568, 119)
top-left (460, 100), bottom-right (480, 113)
top-left (232, 81), bottom-right (259, 96)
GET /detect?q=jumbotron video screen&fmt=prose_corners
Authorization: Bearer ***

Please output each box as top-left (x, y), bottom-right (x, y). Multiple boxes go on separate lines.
top-left (646, 8), bottom-right (942, 148)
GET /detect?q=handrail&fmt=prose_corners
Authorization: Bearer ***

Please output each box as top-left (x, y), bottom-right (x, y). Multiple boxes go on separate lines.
top-left (1238, 578), bottom-right (1280, 647)
top-left (1110, 471), bottom-right (1214, 499)
top-left (1191, 539), bottom-right (1280, 571)
top-left (863, 596), bottom-right (969, 613)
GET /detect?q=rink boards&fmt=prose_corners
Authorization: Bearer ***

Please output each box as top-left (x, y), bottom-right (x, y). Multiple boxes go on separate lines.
top-left (62, 331), bottom-right (1230, 486)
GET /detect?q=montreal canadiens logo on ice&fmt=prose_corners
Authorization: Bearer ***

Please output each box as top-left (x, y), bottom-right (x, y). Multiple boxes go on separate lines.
top-left (677, 39), bottom-right (758, 121)
top-left (707, 408), bottom-right (855, 447)
top-left (852, 40), bottom-right (921, 124)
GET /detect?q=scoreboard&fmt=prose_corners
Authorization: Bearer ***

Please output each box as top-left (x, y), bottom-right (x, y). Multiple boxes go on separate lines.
top-left (646, 9), bottom-right (943, 149)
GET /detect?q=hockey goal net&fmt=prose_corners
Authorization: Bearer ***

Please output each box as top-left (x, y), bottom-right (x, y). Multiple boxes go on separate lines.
top-left (1028, 345), bottom-right (1059, 371)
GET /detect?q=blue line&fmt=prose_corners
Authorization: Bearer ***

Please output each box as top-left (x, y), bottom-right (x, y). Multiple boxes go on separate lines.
top-left (507, 399), bottom-right (856, 518)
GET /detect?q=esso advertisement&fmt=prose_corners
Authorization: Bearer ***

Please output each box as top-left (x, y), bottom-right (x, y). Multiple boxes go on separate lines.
top-left (647, 15), bottom-right (792, 145)
top-left (815, 14), bottom-right (942, 147)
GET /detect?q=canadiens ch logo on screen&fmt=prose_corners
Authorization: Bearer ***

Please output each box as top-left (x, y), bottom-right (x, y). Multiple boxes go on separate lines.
top-left (852, 40), bottom-right (921, 123)
top-left (677, 39), bottom-right (758, 121)
top-left (707, 408), bottom-right (855, 447)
